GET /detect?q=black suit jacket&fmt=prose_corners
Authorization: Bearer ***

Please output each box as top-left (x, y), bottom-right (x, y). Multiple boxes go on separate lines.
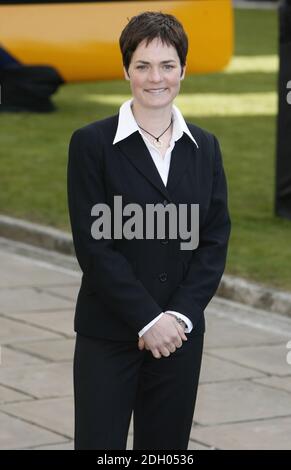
top-left (67, 113), bottom-right (231, 341)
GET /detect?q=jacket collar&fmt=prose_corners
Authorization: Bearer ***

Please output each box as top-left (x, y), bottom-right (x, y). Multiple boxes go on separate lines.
top-left (115, 130), bottom-right (196, 202)
top-left (113, 98), bottom-right (199, 149)
top-left (109, 99), bottom-right (199, 201)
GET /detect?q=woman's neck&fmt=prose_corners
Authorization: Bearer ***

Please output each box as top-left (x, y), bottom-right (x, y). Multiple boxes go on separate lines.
top-left (131, 100), bottom-right (173, 135)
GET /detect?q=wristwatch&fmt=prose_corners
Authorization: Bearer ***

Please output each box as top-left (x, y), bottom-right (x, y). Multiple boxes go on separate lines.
top-left (165, 312), bottom-right (187, 329)
top-left (175, 317), bottom-right (187, 329)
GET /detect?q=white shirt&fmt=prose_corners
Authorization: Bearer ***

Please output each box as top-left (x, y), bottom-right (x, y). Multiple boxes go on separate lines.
top-left (113, 99), bottom-right (198, 337)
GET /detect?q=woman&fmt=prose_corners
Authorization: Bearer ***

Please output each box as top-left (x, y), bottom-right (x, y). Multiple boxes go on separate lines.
top-left (67, 11), bottom-right (231, 450)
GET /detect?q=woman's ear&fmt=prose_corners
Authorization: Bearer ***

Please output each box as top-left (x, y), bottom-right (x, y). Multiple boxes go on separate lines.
top-left (123, 66), bottom-right (130, 80)
top-left (180, 65), bottom-right (186, 80)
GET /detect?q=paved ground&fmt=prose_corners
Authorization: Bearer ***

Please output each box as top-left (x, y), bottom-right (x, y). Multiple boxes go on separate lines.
top-left (0, 236), bottom-right (291, 450)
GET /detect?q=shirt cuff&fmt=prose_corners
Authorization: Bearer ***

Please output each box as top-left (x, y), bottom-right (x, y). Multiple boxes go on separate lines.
top-left (165, 311), bottom-right (193, 333)
top-left (138, 312), bottom-right (164, 338)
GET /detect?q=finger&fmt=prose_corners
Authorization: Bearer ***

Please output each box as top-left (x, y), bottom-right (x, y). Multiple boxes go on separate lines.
top-left (152, 348), bottom-right (162, 359)
top-left (166, 342), bottom-right (176, 353)
top-left (174, 338), bottom-right (183, 348)
top-left (177, 324), bottom-right (188, 341)
top-left (171, 332), bottom-right (183, 348)
top-left (160, 346), bottom-right (171, 357)
top-left (138, 338), bottom-right (145, 350)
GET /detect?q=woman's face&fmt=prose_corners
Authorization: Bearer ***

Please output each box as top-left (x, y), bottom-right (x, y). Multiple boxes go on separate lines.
top-left (124, 37), bottom-right (185, 111)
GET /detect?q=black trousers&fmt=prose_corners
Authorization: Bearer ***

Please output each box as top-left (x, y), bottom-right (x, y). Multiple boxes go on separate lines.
top-left (73, 331), bottom-right (204, 450)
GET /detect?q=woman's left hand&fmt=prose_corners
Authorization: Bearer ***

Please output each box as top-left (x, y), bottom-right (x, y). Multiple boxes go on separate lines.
top-left (138, 336), bottom-right (146, 350)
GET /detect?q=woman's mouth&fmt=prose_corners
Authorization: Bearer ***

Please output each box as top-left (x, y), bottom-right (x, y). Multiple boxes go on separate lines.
top-left (145, 88), bottom-right (167, 94)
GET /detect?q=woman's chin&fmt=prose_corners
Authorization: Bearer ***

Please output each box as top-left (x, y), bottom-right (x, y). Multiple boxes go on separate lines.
top-left (141, 95), bottom-right (173, 108)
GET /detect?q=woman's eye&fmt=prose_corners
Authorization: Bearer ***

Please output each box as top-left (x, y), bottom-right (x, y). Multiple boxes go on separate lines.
top-left (136, 65), bottom-right (174, 70)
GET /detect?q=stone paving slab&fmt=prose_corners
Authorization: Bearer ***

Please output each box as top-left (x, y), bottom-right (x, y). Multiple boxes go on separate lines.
top-left (7, 311), bottom-right (75, 337)
top-left (9, 338), bottom-right (75, 363)
top-left (188, 440), bottom-right (212, 450)
top-left (0, 287), bottom-right (74, 313)
top-left (128, 417), bottom-right (212, 450)
top-left (1, 244), bottom-right (291, 450)
top-left (0, 316), bottom-right (61, 345)
top-left (124, 433), bottom-right (211, 451)
top-left (0, 345), bottom-right (48, 367)
top-left (31, 440), bottom-right (74, 450)
top-left (207, 297), bottom-right (291, 339)
top-left (0, 385), bottom-right (33, 405)
top-left (209, 343), bottom-right (291, 376)
top-left (199, 353), bottom-right (266, 383)
top-left (0, 411), bottom-right (65, 450)
top-left (204, 310), bottom-right (287, 349)
top-left (192, 416), bottom-right (291, 450)
top-left (252, 375), bottom-right (291, 394)
top-left (0, 397), bottom-right (74, 439)
top-left (41, 285), bottom-right (79, 301)
top-left (31, 438), bottom-right (211, 451)
top-left (194, 380), bottom-right (291, 426)
top-left (0, 250), bottom-right (80, 288)
top-left (0, 362), bottom-right (73, 398)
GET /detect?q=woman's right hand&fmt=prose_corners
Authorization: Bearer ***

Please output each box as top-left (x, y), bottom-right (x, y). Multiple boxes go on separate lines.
top-left (138, 313), bottom-right (187, 359)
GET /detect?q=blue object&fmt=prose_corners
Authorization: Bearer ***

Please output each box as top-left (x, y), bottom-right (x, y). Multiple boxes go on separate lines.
top-left (0, 45), bottom-right (20, 69)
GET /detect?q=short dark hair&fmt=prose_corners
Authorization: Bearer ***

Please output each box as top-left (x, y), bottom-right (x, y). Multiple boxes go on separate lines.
top-left (119, 11), bottom-right (188, 75)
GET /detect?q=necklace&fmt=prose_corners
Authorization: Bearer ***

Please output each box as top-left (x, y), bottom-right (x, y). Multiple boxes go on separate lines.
top-left (137, 117), bottom-right (173, 148)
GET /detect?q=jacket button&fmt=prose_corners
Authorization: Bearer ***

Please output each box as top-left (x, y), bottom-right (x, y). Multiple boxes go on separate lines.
top-left (161, 238), bottom-right (169, 245)
top-left (159, 272), bottom-right (168, 282)
top-left (163, 199), bottom-right (168, 206)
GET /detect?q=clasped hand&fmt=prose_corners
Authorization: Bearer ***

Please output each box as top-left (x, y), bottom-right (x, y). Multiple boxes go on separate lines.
top-left (138, 312), bottom-right (187, 359)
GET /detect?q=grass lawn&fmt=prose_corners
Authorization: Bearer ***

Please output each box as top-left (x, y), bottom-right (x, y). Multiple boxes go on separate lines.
top-left (1, 8), bottom-right (290, 291)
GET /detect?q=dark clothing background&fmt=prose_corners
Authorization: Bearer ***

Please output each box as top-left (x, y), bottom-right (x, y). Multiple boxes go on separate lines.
top-left (74, 332), bottom-right (204, 450)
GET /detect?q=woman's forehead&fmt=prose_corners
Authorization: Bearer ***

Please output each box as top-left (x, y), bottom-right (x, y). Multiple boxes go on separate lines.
top-left (132, 38), bottom-right (179, 61)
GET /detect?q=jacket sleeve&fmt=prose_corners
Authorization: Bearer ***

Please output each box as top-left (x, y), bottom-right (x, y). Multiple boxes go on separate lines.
top-left (165, 134), bottom-right (231, 328)
top-left (67, 127), bottom-right (163, 334)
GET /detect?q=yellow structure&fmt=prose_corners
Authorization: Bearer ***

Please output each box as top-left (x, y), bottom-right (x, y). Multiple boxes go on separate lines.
top-left (0, 0), bottom-right (233, 82)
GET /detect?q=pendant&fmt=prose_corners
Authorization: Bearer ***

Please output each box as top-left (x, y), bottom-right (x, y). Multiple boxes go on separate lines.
top-left (154, 139), bottom-right (163, 148)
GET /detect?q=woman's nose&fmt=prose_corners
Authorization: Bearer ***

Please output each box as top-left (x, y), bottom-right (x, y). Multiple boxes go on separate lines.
top-left (148, 68), bottom-right (163, 82)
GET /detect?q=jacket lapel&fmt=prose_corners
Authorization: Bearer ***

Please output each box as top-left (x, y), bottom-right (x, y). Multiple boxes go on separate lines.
top-left (116, 131), bottom-right (195, 201)
top-left (166, 135), bottom-right (193, 194)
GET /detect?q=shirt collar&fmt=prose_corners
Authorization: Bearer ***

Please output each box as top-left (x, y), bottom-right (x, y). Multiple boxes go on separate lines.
top-left (113, 98), bottom-right (198, 148)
